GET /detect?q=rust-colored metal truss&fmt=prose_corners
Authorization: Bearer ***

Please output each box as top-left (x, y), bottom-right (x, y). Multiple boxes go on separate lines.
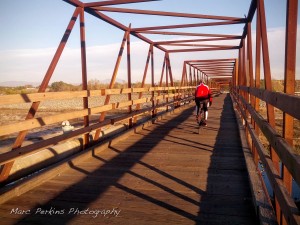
top-left (0, 0), bottom-right (263, 182)
top-left (1, 1), bottom-right (299, 224)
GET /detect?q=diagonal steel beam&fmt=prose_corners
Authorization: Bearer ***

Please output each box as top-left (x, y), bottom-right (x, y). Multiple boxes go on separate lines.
top-left (63, 0), bottom-right (84, 7)
top-left (0, 7), bottom-right (81, 182)
top-left (85, 8), bottom-right (167, 52)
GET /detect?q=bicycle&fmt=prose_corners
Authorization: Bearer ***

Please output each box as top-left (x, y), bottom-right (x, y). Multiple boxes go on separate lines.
top-left (196, 103), bottom-right (207, 134)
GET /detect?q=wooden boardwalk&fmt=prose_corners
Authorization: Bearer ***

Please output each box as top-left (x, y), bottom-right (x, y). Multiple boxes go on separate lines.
top-left (0, 93), bottom-right (259, 225)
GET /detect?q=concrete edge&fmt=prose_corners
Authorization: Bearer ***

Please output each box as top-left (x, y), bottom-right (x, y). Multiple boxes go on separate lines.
top-left (0, 102), bottom-right (193, 204)
top-left (230, 94), bottom-right (278, 225)
top-left (7, 124), bottom-right (128, 183)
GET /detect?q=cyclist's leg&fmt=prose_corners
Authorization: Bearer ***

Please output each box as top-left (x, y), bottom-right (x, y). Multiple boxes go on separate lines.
top-left (197, 100), bottom-right (204, 125)
top-left (203, 99), bottom-right (209, 120)
top-left (200, 101), bottom-right (204, 118)
top-left (195, 98), bottom-right (200, 120)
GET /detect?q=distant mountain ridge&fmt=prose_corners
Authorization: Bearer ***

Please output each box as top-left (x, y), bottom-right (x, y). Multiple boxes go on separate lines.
top-left (100, 78), bottom-right (126, 84)
top-left (0, 78), bottom-right (127, 87)
top-left (0, 81), bottom-right (41, 87)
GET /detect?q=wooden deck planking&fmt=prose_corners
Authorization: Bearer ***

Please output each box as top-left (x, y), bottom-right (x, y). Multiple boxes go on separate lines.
top-left (0, 93), bottom-right (259, 225)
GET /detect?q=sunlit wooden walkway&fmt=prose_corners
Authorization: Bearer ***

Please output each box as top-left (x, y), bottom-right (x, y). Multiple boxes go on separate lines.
top-left (0, 93), bottom-right (259, 225)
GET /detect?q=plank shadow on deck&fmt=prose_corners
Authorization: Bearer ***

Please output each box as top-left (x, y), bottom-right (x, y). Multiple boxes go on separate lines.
top-left (0, 93), bottom-right (259, 225)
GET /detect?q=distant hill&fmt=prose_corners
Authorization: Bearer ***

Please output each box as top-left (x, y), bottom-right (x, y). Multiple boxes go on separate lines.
top-left (100, 78), bottom-right (126, 84)
top-left (0, 81), bottom-right (40, 87)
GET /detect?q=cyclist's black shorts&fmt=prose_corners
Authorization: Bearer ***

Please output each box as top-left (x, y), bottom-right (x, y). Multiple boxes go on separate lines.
top-left (195, 98), bottom-right (209, 112)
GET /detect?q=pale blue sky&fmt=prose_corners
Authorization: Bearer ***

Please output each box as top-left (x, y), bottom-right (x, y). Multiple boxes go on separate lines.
top-left (0, 0), bottom-right (299, 84)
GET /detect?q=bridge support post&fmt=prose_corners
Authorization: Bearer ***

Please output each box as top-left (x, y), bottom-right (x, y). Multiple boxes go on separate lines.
top-left (254, 1), bottom-right (261, 166)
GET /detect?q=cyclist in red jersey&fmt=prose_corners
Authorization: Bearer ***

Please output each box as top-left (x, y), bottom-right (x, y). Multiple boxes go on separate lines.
top-left (194, 80), bottom-right (212, 126)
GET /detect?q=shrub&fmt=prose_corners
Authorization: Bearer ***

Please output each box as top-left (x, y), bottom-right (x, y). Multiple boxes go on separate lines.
top-left (49, 81), bottom-right (80, 92)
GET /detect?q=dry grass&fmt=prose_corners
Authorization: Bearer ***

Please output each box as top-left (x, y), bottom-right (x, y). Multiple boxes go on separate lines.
top-left (0, 93), bottom-right (158, 152)
top-left (258, 105), bottom-right (300, 155)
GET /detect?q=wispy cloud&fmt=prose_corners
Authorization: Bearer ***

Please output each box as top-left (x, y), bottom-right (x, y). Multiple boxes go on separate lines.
top-left (0, 26), bottom-right (299, 85)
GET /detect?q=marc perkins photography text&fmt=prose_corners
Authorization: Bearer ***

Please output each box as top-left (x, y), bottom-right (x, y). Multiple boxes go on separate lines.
top-left (10, 207), bottom-right (121, 218)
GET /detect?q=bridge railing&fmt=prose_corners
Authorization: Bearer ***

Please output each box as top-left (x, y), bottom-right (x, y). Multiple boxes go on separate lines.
top-left (0, 86), bottom-right (194, 183)
top-left (232, 87), bottom-right (300, 225)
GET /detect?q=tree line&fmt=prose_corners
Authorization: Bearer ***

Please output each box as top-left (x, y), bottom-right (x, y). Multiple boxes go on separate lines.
top-left (1, 79), bottom-right (299, 95)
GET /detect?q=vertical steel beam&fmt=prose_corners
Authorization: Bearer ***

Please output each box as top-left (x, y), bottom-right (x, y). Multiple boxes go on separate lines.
top-left (195, 69), bottom-right (197, 85)
top-left (239, 49), bottom-right (242, 87)
top-left (247, 22), bottom-right (258, 161)
top-left (80, 7), bottom-right (89, 148)
top-left (237, 48), bottom-right (244, 119)
top-left (254, 2), bottom-right (261, 165)
top-left (255, 4), bottom-right (261, 112)
top-left (166, 52), bottom-right (176, 107)
top-left (235, 58), bottom-right (239, 92)
top-left (242, 41), bottom-right (247, 87)
top-left (180, 61), bottom-right (186, 87)
top-left (180, 62), bottom-right (187, 101)
top-left (242, 40), bottom-right (248, 118)
top-left (282, 0), bottom-right (298, 196)
top-left (166, 53), bottom-right (174, 86)
top-left (127, 24), bottom-right (133, 127)
top-left (155, 56), bottom-right (165, 113)
top-left (0, 8), bottom-right (81, 182)
top-left (150, 44), bottom-right (155, 117)
top-left (238, 49), bottom-right (242, 91)
top-left (189, 65), bottom-right (192, 86)
top-left (165, 53), bottom-right (169, 111)
top-left (247, 22), bottom-right (254, 102)
top-left (156, 56), bottom-right (166, 107)
top-left (253, 5), bottom-right (261, 165)
top-left (160, 57), bottom-right (166, 86)
top-left (186, 64), bottom-right (189, 86)
top-left (232, 64), bottom-right (235, 90)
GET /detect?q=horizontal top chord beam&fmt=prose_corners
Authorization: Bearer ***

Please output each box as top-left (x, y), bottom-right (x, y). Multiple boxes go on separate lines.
top-left (161, 43), bottom-right (238, 48)
top-left (92, 6), bottom-right (247, 21)
top-left (168, 46), bottom-right (239, 53)
top-left (135, 30), bottom-right (241, 38)
top-left (85, 0), bottom-right (159, 7)
top-left (131, 20), bottom-right (245, 32)
top-left (155, 37), bottom-right (241, 45)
